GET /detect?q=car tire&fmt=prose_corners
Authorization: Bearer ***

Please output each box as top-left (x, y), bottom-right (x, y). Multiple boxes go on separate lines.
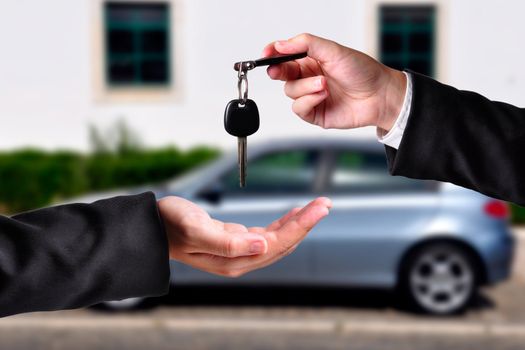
top-left (101, 297), bottom-right (145, 311)
top-left (399, 242), bottom-right (479, 315)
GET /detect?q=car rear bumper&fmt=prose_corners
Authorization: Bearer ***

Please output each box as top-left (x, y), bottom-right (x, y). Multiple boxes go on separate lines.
top-left (482, 229), bottom-right (515, 285)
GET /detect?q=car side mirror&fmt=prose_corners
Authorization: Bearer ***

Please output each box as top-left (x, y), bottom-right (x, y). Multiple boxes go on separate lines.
top-left (197, 183), bottom-right (223, 204)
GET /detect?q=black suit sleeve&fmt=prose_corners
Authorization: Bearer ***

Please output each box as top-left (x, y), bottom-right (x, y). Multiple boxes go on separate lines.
top-left (0, 192), bottom-right (170, 317)
top-left (385, 71), bottom-right (525, 206)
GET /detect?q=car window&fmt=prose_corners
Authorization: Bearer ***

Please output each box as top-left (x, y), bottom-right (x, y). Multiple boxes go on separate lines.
top-left (221, 150), bottom-right (319, 194)
top-left (329, 151), bottom-right (435, 193)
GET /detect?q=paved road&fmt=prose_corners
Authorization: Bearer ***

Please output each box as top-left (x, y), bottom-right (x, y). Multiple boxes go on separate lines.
top-left (1, 229), bottom-right (524, 350)
top-left (2, 329), bottom-right (525, 350)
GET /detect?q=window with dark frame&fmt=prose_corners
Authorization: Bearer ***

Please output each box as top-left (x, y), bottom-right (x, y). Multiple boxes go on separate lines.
top-left (379, 5), bottom-right (436, 77)
top-left (105, 2), bottom-right (171, 86)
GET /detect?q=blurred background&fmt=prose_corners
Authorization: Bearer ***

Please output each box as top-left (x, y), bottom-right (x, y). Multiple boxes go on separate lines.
top-left (1, 0), bottom-right (525, 349)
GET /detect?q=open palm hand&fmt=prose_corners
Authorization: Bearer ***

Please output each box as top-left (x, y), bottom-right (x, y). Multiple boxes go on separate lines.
top-left (158, 196), bottom-right (331, 277)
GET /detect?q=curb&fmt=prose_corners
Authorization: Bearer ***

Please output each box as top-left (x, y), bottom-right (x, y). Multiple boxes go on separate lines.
top-left (2, 317), bottom-right (525, 337)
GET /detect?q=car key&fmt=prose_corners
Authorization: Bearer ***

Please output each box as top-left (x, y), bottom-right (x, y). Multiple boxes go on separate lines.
top-left (226, 52), bottom-right (306, 187)
top-left (224, 99), bottom-right (259, 187)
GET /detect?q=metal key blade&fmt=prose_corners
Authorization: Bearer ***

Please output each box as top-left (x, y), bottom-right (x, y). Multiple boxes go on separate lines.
top-left (238, 137), bottom-right (247, 187)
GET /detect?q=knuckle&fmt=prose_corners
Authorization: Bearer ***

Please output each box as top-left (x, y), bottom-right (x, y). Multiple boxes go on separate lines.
top-left (223, 238), bottom-right (237, 257)
top-left (278, 64), bottom-right (291, 81)
top-left (291, 102), bottom-right (304, 117)
top-left (224, 236), bottom-right (249, 258)
top-left (320, 119), bottom-right (331, 129)
top-left (297, 33), bottom-right (312, 42)
top-left (284, 82), bottom-right (294, 97)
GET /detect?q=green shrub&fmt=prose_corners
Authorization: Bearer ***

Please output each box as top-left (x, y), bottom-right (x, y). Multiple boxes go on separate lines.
top-left (0, 146), bottom-right (220, 213)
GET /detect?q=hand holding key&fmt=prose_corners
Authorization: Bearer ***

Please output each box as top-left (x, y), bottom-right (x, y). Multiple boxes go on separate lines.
top-left (225, 52), bottom-right (307, 187)
top-left (263, 33), bottom-right (407, 134)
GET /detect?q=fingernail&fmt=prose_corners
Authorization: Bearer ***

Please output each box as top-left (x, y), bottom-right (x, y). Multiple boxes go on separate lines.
top-left (276, 41), bottom-right (287, 47)
top-left (322, 197), bottom-right (333, 208)
top-left (249, 241), bottom-right (266, 254)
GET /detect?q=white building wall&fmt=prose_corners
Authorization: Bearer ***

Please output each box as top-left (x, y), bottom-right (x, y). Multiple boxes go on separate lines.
top-left (0, 0), bottom-right (524, 151)
top-left (447, 0), bottom-right (525, 105)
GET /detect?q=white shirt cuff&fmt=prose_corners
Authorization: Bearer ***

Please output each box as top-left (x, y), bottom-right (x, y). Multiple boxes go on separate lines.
top-left (376, 71), bottom-right (413, 149)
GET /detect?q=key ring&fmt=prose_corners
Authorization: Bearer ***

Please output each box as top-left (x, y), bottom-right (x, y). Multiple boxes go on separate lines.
top-left (237, 64), bottom-right (249, 106)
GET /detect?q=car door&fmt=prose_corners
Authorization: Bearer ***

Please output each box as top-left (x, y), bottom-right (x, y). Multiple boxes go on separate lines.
top-left (310, 148), bottom-right (440, 287)
top-left (178, 148), bottom-right (323, 284)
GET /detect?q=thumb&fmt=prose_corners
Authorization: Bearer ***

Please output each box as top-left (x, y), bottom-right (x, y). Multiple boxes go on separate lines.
top-left (199, 231), bottom-right (269, 258)
top-left (275, 33), bottom-right (345, 63)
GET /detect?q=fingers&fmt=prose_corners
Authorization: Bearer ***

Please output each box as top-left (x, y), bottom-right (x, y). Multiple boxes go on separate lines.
top-left (162, 194), bottom-right (332, 278)
top-left (271, 68), bottom-right (329, 126)
top-left (264, 33), bottom-right (348, 84)
top-left (175, 253), bottom-right (250, 278)
top-left (261, 41), bottom-right (281, 57)
top-left (262, 41), bottom-right (302, 81)
top-left (267, 62), bottom-right (302, 81)
top-left (193, 230), bottom-right (268, 258)
top-left (292, 91), bottom-right (329, 123)
top-left (174, 197), bottom-right (332, 278)
top-left (185, 197), bottom-right (332, 277)
top-left (266, 207), bottom-right (302, 231)
top-left (275, 197), bottom-right (332, 247)
top-left (284, 76), bottom-right (326, 99)
top-left (159, 196), bottom-right (268, 259)
top-left (274, 33), bottom-right (345, 64)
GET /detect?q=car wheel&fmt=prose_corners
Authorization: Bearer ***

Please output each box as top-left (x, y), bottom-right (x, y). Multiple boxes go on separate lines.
top-left (101, 297), bottom-right (145, 311)
top-left (400, 242), bottom-right (478, 315)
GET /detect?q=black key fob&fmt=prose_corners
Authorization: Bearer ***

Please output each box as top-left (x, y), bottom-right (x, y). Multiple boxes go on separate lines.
top-left (224, 99), bottom-right (260, 137)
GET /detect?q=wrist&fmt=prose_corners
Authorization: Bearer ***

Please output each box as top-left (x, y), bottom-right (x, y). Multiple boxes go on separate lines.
top-left (157, 198), bottom-right (177, 260)
top-left (376, 68), bottom-right (407, 133)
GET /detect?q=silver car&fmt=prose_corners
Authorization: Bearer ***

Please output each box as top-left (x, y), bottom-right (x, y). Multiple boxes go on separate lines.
top-left (94, 138), bottom-right (514, 315)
